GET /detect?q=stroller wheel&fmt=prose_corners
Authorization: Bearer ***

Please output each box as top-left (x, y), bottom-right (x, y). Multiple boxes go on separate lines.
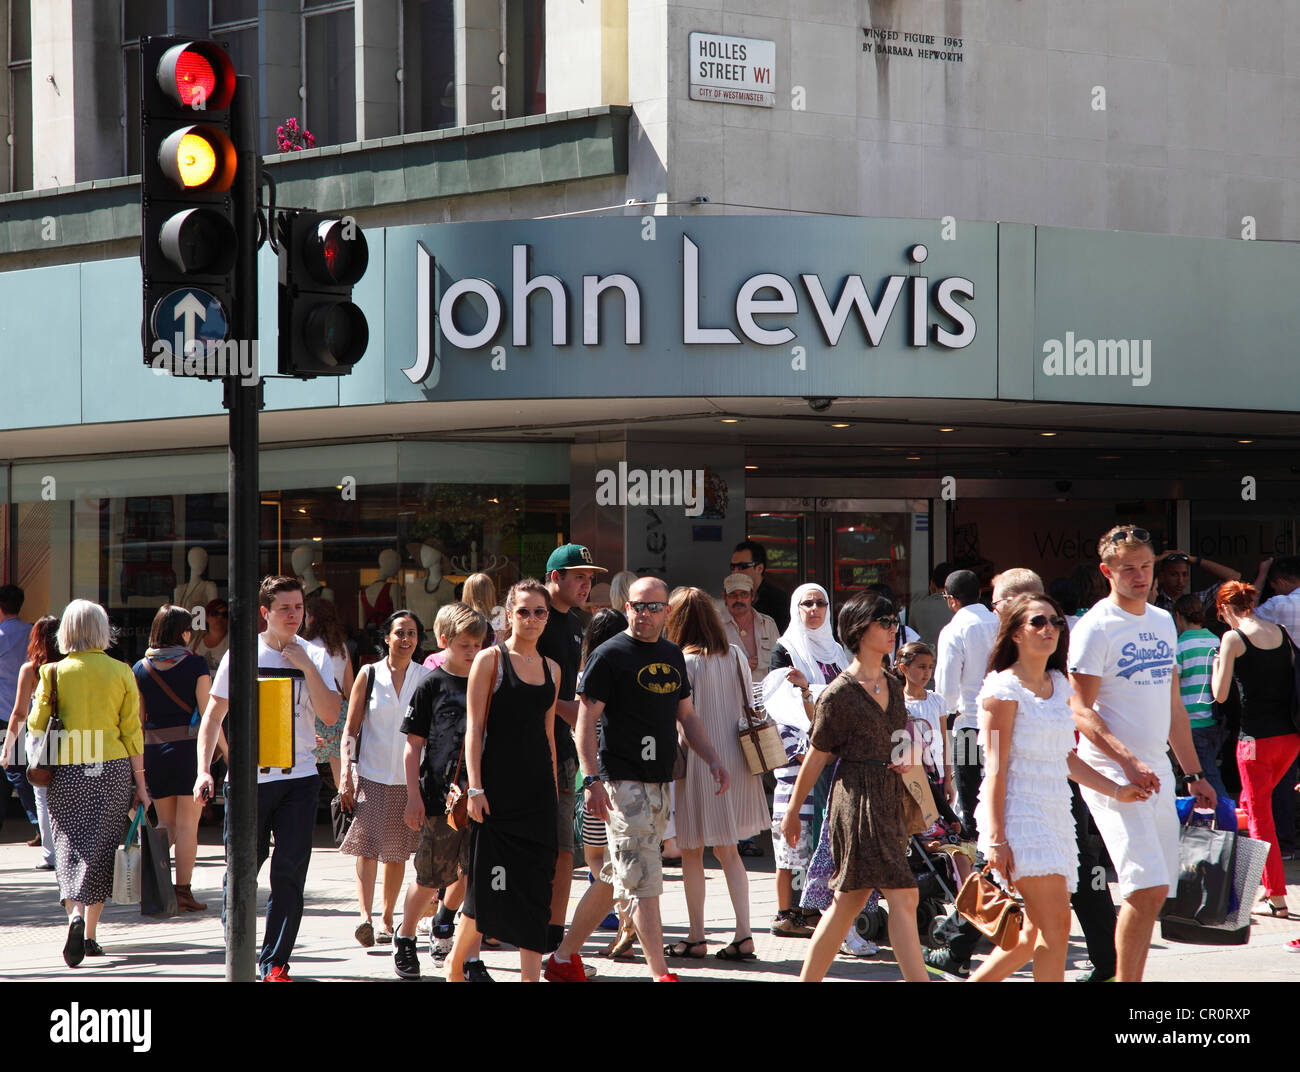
top-left (915, 899), bottom-right (936, 945)
top-left (856, 904), bottom-right (887, 941)
top-left (921, 900), bottom-right (947, 949)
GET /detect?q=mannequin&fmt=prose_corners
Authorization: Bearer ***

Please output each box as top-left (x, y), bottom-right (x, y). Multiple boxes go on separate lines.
top-left (292, 543), bottom-right (334, 602)
top-left (359, 548), bottom-right (404, 630)
top-left (174, 547), bottom-right (218, 610)
top-left (406, 544), bottom-right (454, 631)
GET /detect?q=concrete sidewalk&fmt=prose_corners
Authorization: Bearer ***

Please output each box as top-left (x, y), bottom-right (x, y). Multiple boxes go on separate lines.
top-left (3, 817), bottom-right (1298, 982)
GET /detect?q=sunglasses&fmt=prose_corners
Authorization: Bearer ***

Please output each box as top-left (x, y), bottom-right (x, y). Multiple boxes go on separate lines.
top-left (513, 607), bottom-right (549, 620)
top-left (872, 616), bottom-right (900, 630)
top-left (1027, 614), bottom-right (1067, 630)
top-left (730, 561), bottom-right (757, 571)
top-left (1106, 527), bottom-right (1151, 545)
top-left (629, 601), bottom-right (668, 613)
top-left (1164, 553), bottom-right (1190, 564)
top-left (799, 599), bottom-right (828, 609)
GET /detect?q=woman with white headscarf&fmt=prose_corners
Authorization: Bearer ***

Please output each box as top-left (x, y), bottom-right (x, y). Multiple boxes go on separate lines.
top-left (760, 585), bottom-right (850, 941)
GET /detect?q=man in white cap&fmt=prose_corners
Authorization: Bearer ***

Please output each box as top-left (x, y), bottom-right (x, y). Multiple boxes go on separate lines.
top-left (719, 573), bottom-right (781, 687)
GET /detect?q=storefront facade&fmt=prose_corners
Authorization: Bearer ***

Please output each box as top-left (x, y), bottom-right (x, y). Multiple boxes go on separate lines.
top-left (2, 0), bottom-right (1299, 651)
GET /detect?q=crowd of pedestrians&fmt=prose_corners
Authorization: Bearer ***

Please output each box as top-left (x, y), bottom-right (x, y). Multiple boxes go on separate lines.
top-left (5, 528), bottom-right (1299, 981)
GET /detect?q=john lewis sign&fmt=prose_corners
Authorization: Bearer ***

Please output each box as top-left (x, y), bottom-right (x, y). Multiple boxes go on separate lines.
top-left (384, 216), bottom-right (998, 402)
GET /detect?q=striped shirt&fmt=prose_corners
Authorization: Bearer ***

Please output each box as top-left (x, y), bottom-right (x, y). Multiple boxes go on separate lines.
top-left (1176, 627), bottom-right (1219, 728)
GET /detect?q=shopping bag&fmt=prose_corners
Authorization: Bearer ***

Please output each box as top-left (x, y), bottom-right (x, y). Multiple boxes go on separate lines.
top-left (140, 806), bottom-right (178, 918)
top-left (1161, 813), bottom-right (1238, 926)
top-left (111, 808), bottom-right (145, 906)
top-left (1160, 835), bottom-right (1269, 946)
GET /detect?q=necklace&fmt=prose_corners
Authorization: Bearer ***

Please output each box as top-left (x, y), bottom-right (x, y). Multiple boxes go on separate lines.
top-left (854, 672), bottom-right (885, 696)
top-left (510, 646), bottom-right (538, 662)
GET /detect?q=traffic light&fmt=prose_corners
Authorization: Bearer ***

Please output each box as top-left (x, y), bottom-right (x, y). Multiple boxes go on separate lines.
top-left (278, 210), bottom-right (370, 377)
top-left (140, 36), bottom-right (241, 372)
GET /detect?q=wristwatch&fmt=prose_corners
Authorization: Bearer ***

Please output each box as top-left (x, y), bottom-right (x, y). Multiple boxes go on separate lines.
top-left (1181, 771), bottom-right (1206, 784)
top-left (581, 775), bottom-right (602, 791)
top-left (467, 787), bottom-right (486, 798)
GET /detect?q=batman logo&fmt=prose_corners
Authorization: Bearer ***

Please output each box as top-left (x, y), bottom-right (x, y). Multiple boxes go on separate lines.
top-left (638, 662), bottom-right (681, 694)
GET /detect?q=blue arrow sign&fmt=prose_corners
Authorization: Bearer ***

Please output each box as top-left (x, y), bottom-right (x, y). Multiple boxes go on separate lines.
top-left (150, 287), bottom-right (229, 357)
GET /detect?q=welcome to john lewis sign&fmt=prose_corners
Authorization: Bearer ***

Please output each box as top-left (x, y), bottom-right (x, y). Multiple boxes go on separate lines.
top-left (384, 216), bottom-right (999, 402)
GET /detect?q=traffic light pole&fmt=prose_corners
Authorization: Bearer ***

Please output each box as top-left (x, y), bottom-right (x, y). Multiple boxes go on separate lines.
top-left (223, 73), bottom-right (261, 983)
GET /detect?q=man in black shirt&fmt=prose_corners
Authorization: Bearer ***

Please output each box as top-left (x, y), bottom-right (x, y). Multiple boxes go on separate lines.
top-left (731, 539), bottom-right (789, 632)
top-left (537, 543), bottom-right (605, 952)
top-left (543, 576), bottom-right (729, 983)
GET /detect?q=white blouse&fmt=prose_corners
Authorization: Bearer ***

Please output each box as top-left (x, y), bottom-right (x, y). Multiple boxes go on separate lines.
top-left (356, 658), bottom-right (430, 785)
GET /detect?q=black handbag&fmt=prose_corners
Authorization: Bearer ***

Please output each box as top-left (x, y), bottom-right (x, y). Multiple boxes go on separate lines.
top-left (140, 805), bottom-right (179, 918)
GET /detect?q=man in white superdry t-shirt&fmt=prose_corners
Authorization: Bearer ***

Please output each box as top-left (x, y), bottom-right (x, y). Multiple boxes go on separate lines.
top-left (1068, 525), bottom-right (1216, 983)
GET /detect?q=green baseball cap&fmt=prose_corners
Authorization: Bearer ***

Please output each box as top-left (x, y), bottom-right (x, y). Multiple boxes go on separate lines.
top-left (545, 543), bottom-right (606, 574)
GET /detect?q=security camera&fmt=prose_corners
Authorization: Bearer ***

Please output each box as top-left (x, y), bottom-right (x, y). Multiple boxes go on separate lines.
top-left (806, 397), bottom-right (836, 413)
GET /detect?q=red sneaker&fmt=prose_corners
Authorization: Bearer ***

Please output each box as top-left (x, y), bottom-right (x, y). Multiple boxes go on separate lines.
top-left (656, 972), bottom-right (680, 982)
top-left (263, 965), bottom-right (293, 981)
top-left (1285, 938), bottom-right (1300, 954)
top-left (543, 953), bottom-right (589, 982)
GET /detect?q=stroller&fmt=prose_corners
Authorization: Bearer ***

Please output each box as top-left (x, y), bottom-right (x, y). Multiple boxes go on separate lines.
top-left (854, 825), bottom-right (969, 948)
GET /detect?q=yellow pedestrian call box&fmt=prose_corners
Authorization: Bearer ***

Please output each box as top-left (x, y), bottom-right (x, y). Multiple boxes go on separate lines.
top-left (258, 668), bottom-right (304, 773)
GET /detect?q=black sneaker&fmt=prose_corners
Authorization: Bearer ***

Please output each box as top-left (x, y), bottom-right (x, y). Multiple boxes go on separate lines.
top-left (463, 959), bottom-right (494, 982)
top-left (83, 939), bottom-right (105, 957)
top-left (393, 936), bottom-right (421, 980)
top-left (923, 947), bottom-right (970, 980)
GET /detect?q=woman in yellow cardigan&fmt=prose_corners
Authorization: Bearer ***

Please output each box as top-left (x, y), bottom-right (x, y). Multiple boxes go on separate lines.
top-left (29, 600), bottom-right (150, 967)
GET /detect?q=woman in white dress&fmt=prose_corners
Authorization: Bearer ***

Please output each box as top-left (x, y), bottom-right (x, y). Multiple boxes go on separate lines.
top-left (972, 594), bottom-right (1148, 982)
top-left (663, 587), bottom-right (771, 961)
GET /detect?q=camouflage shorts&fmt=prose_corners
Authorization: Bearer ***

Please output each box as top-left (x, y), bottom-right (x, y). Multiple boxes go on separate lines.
top-left (414, 812), bottom-right (468, 890)
top-left (599, 780), bottom-right (671, 902)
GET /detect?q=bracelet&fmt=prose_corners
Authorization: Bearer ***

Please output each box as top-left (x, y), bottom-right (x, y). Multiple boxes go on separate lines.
top-left (987, 840), bottom-right (1007, 848)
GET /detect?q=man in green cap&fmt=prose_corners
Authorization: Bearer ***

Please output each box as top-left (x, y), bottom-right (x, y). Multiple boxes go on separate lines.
top-left (538, 543), bottom-right (606, 956)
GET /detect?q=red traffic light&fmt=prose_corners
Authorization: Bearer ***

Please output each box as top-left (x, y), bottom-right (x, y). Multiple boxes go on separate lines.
top-left (304, 219), bottom-right (369, 286)
top-left (156, 41), bottom-right (235, 110)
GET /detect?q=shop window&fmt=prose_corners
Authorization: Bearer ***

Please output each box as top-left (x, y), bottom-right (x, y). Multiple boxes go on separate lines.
top-left (8, 0), bottom-right (31, 190)
top-left (401, 0), bottom-right (455, 133)
top-left (303, 0), bottom-right (356, 146)
top-left (9, 442), bottom-right (569, 667)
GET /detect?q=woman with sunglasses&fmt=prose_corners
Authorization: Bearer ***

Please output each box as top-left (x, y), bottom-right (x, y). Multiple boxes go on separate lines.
top-left (780, 590), bottom-right (928, 980)
top-left (447, 579), bottom-right (559, 983)
top-left (763, 584), bottom-right (849, 940)
top-left (971, 594), bottom-right (1147, 982)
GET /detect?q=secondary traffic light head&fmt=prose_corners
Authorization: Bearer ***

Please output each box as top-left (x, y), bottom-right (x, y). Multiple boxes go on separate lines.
top-left (278, 211), bottom-right (370, 377)
top-left (140, 36), bottom-right (245, 373)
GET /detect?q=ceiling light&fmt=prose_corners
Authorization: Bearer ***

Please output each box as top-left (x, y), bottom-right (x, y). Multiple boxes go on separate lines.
top-left (1039, 432), bottom-right (1058, 437)
top-left (745, 465), bottom-right (758, 470)
top-left (311, 536), bottom-right (322, 542)
top-left (720, 418), bottom-right (740, 424)
top-left (297, 507), bottom-right (307, 514)
top-left (1238, 439), bottom-right (1253, 444)
top-left (830, 423), bottom-right (850, 429)
top-left (938, 427), bottom-right (955, 432)
top-left (906, 454), bottom-right (921, 460)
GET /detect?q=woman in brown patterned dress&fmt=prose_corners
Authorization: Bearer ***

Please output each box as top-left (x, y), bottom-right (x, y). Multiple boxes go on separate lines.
top-left (780, 591), bottom-right (928, 982)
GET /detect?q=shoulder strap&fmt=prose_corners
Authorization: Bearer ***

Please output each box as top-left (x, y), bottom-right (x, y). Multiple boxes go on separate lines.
top-left (452, 646), bottom-right (497, 787)
top-left (48, 661), bottom-right (59, 716)
top-left (146, 660), bottom-right (194, 715)
top-left (734, 647), bottom-right (759, 723)
top-left (364, 663), bottom-right (376, 708)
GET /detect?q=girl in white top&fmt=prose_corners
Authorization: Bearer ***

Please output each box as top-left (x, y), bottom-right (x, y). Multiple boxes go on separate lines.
top-left (896, 641), bottom-right (953, 806)
top-left (339, 611), bottom-right (430, 946)
top-left (971, 594), bottom-right (1147, 982)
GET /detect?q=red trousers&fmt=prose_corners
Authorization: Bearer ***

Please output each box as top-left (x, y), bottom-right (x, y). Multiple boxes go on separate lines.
top-left (1237, 733), bottom-right (1300, 897)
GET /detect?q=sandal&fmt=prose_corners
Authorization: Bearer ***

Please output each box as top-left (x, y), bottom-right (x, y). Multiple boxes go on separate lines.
top-left (377, 926), bottom-right (395, 944)
top-left (664, 939), bottom-right (708, 959)
top-left (1253, 901), bottom-right (1290, 919)
top-left (603, 921), bottom-right (638, 959)
top-left (715, 937), bottom-right (757, 961)
top-left (354, 921), bottom-right (376, 947)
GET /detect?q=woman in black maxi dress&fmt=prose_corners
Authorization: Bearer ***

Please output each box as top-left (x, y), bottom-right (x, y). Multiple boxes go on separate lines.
top-left (448, 578), bottom-right (558, 982)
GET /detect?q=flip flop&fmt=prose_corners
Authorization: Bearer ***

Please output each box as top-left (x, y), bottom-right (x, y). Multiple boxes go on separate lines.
top-left (1252, 901), bottom-right (1290, 920)
top-left (377, 927), bottom-right (395, 944)
top-left (664, 939), bottom-right (708, 958)
top-left (354, 921), bottom-right (376, 947)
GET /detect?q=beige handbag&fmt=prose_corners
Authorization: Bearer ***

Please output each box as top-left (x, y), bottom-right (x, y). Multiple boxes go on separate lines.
top-left (735, 652), bottom-right (786, 775)
top-left (955, 865), bottom-right (1024, 951)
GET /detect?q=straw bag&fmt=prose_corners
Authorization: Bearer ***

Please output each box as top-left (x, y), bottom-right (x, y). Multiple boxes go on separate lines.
top-left (955, 865), bottom-right (1023, 951)
top-left (735, 653), bottom-right (786, 775)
